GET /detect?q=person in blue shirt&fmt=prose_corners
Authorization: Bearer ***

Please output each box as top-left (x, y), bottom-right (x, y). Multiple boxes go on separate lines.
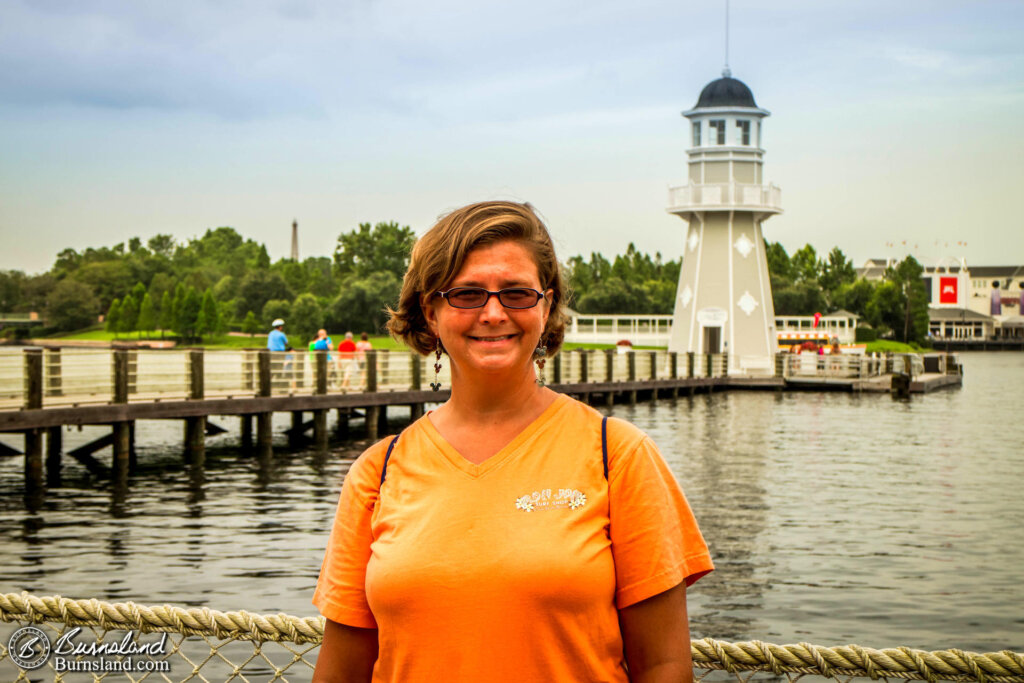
top-left (267, 319), bottom-right (289, 351)
top-left (266, 318), bottom-right (294, 391)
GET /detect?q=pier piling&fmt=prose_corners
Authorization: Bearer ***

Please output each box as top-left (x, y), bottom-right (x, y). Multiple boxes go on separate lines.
top-left (184, 349), bottom-right (205, 461)
top-left (313, 353), bottom-right (328, 449)
top-left (257, 350), bottom-right (273, 449)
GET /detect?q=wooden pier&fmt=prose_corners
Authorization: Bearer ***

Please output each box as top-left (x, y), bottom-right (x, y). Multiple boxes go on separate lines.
top-left (0, 346), bottom-right (962, 491)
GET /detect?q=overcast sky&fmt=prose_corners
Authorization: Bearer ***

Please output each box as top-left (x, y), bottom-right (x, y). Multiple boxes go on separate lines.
top-left (1, 0), bottom-right (1022, 274)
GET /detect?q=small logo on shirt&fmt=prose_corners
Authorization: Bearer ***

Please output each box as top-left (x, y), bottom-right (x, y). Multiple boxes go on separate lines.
top-left (515, 488), bottom-right (586, 512)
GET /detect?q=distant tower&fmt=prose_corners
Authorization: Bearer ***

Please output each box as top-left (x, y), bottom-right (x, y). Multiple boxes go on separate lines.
top-left (666, 71), bottom-right (782, 374)
top-left (291, 220), bottom-right (299, 261)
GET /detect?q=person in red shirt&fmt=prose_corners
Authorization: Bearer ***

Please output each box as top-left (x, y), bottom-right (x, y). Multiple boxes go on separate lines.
top-left (337, 331), bottom-right (358, 390)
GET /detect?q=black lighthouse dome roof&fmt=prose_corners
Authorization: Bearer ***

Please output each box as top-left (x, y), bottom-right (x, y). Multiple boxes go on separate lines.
top-left (695, 73), bottom-right (758, 108)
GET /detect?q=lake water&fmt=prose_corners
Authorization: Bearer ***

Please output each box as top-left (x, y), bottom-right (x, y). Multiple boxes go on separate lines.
top-left (1, 352), bottom-right (1021, 658)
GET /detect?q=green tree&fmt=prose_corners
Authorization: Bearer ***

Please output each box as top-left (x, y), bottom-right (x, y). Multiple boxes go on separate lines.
top-left (790, 244), bottom-right (822, 284)
top-left (334, 222), bottom-right (416, 278)
top-left (236, 270), bottom-right (294, 320)
top-left (832, 279), bottom-right (876, 318)
top-left (772, 282), bottom-right (827, 316)
top-left (131, 281), bottom-right (147, 305)
top-left (119, 294), bottom-right (139, 335)
top-left (0, 270), bottom-right (26, 311)
top-left (177, 287), bottom-right (202, 340)
top-left (262, 300), bottom-right (292, 330)
top-left (106, 298), bottom-right (122, 335)
top-left (137, 292), bottom-right (156, 336)
top-left (291, 293), bottom-right (324, 343)
top-left (888, 256), bottom-right (930, 344)
top-left (196, 288), bottom-right (221, 339)
top-left (576, 277), bottom-right (646, 314)
top-left (159, 291), bottom-right (173, 337)
top-left (147, 234), bottom-right (176, 258)
top-left (242, 310), bottom-right (260, 337)
top-left (326, 272), bottom-right (402, 335)
top-left (172, 282), bottom-right (186, 333)
top-left (820, 247), bottom-right (857, 301)
top-left (46, 280), bottom-right (99, 332)
top-left (765, 241), bottom-right (793, 281)
top-left (865, 280), bottom-right (903, 336)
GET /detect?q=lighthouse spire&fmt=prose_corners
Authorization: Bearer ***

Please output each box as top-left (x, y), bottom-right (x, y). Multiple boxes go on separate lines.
top-left (723, 0), bottom-right (731, 78)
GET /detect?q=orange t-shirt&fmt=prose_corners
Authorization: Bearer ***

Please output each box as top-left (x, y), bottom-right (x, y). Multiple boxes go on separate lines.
top-left (313, 394), bottom-right (713, 682)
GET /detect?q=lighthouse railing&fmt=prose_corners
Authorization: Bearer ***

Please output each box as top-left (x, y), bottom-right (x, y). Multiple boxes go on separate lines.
top-left (667, 181), bottom-right (782, 212)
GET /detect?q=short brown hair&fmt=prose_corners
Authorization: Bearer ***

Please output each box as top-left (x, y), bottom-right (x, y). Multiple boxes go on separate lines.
top-left (387, 201), bottom-right (567, 356)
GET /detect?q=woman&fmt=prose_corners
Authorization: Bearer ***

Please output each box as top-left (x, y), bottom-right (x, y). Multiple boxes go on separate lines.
top-left (313, 201), bottom-right (713, 682)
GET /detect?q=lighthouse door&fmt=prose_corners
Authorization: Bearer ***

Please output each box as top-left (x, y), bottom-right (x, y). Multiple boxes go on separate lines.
top-left (702, 326), bottom-right (722, 354)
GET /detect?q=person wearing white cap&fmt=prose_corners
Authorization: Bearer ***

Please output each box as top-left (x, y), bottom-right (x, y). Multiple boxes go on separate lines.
top-left (267, 319), bottom-right (289, 351)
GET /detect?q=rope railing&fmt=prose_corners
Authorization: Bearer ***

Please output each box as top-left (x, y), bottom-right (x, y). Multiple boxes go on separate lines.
top-left (2, 593), bottom-right (1022, 683)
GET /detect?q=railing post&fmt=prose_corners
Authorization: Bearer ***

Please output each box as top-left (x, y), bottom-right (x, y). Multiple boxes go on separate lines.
top-left (366, 351), bottom-right (378, 393)
top-left (314, 352), bottom-right (328, 449)
top-left (45, 348), bottom-right (62, 397)
top-left (23, 349), bottom-right (43, 490)
top-left (669, 351), bottom-right (679, 398)
top-left (243, 350), bottom-right (255, 393)
top-left (627, 351), bottom-right (637, 405)
top-left (112, 349), bottom-right (132, 466)
top-left (410, 354), bottom-right (424, 420)
top-left (649, 351), bottom-right (657, 380)
top-left (379, 350), bottom-right (390, 390)
top-left (604, 349), bottom-right (615, 407)
top-left (185, 349), bottom-right (205, 459)
top-left (552, 353), bottom-right (562, 385)
top-left (411, 354), bottom-right (422, 391)
top-left (706, 353), bottom-right (713, 378)
top-left (579, 349), bottom-right (589, 384)
top-left (687, 352), bottom-right (695, 379)
top-left (257, 350), bottom-right (273, 449)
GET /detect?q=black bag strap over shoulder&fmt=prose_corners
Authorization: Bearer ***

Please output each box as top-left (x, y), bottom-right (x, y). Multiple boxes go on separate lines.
top-left (601, 415), bottom-right (609, 480)
top-left (380, 416), bottom-right (610, 486)
top-left (380, 434), bottom-right (400, 486)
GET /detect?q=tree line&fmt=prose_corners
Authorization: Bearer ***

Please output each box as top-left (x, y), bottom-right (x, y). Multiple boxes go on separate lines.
top-left (1, 225), bottom-right (928, 346)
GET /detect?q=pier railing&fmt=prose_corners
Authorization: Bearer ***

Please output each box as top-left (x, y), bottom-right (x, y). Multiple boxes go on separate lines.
top-left (2, 592), bottom-right (1022, 683)
top-left (0, 347), bottom-right (736, 411)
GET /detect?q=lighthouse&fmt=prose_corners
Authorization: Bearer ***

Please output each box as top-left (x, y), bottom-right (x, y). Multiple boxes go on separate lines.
top-left (666, 69), bottom-right (782, 375)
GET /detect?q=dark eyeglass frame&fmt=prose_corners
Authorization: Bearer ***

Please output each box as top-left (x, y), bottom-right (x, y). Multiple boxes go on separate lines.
top-left (434, 287), bottom-right (549, 310)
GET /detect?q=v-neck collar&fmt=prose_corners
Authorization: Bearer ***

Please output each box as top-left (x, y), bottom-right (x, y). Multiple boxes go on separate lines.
top-left (419, 394), bottom-right (569, 479)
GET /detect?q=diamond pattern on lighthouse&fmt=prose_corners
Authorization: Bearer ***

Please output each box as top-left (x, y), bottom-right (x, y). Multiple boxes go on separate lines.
top-left (734, 233), bottom-right (754, 258)
top-left (679, 285), bottom-right (693, 308)
top-left (687, 230), bottom-right (700, 253)
top-left (737, 291), bottom-right (758, 316)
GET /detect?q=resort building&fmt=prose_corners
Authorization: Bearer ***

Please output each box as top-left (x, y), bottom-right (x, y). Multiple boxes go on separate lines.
top-left (856, 259), bottom-right (1024, 340)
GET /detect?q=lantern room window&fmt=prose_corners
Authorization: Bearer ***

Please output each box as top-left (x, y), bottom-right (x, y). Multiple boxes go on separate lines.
top-left (709, 120), bottom-right (725, 145)
top-left (736, 120), bottom-right (751, 145)
top-left (692, 122), bottom-right (701, 147)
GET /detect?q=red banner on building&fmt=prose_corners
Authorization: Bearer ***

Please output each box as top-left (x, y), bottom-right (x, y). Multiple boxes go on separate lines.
top-left (939, 277), bottom-right (958, 304)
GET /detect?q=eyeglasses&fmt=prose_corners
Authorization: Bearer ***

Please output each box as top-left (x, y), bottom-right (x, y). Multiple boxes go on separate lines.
top-left (435, 287), bottom-right (547, 309)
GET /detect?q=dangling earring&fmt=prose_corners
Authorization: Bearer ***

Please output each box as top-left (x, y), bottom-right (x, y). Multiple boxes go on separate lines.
top-left (430, 338), bottom-right (443, 391)
top-left (534, 343), bottom-right (547, 386)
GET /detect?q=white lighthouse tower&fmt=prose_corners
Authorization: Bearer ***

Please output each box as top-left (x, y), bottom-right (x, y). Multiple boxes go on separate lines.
top-left (666, 70), bottom-right (782, 375)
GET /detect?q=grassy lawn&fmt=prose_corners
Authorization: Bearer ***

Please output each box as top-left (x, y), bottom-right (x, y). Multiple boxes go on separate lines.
top-left (864, 340), bottom-right (930, 354)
